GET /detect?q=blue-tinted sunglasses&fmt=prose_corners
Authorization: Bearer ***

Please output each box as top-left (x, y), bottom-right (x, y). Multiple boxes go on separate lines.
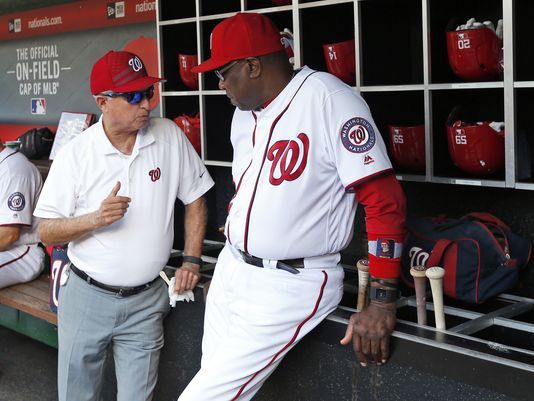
top-left (99, 86), bottom-right (155, 105)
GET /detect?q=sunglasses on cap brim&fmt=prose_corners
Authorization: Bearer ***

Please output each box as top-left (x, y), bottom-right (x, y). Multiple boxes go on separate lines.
top-left (99, 86), bottom-right (155, 105)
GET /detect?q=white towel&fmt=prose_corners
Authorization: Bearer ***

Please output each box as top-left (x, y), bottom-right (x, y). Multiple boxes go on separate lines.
top-left (168, 277), bottom-right (195, 306)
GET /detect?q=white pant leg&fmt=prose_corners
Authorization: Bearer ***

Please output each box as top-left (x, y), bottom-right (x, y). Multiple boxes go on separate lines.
top-left (179, 245), bottom-right (344, 401)
top-left (0, 244), bottom-right (45, 288)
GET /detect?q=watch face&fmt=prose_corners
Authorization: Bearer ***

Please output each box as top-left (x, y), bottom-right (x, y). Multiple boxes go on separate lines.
top-left (376, 288), bottom-right (387, 300)
top-left (370, 286), bottom-right (398, 302)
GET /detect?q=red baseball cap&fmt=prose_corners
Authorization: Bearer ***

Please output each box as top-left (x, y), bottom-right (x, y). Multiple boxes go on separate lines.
top-left (191, 12), bottom-right (284, 73)
top-left (90, 50), bottom-right (164, 95)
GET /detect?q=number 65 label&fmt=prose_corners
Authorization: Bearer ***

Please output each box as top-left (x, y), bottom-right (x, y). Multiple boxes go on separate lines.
top-left (393, 133), bottom-right (404, 144)
top-left (455, 129), bottom-right (467, 145)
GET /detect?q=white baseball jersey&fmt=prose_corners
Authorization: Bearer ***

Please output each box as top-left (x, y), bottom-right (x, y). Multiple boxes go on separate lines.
top-left (34, 117), bottom-right (214, 286)
top-left (0, 147), bottom-right (42, 246)
top-left (0, 147), bottom-right (45, 288)
top-left (225, 66), bottom-right (392, 260)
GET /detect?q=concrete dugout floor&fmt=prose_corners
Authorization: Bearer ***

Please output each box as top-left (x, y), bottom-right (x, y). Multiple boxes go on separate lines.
top-left (0, 325), bottom-right (58, 401)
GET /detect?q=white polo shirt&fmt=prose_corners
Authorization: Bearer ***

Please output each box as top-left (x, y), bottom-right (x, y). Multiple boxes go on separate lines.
top-left (0, 147), bottom-right (42, 247)
top-left (34, 117), bottom-right (214, 286)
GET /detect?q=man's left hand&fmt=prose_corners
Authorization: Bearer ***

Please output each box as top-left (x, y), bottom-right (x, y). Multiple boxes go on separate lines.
top-left (340, 301), bottom-right (396, 366)
top-left (174, 263), bottom-right (201, 294)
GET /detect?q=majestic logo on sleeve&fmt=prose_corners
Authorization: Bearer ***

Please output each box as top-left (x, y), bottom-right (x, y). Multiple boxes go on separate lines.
top-left (8, 192), bottom-right (25, 211)
top-left (149, 167), bottom-right (161, 182)
top-left (267, 133), bottom-right (309, 186)
top-left (340, 117), bottom-right (376, 153)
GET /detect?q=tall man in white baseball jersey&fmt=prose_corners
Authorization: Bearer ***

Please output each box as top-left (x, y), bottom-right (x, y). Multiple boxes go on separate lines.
top-left (0, 141), bottom-right (45, 288)
top-left (34, 50), bottom-right (214, 401)
top-left (179, 12), bottom-right (406, 401)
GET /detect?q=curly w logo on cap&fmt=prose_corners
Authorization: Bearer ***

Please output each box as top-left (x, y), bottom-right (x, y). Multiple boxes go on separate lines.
top-left (90, 50), bottom-right (165, 94)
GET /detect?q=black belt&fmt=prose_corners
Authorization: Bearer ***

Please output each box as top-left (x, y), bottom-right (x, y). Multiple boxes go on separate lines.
top-left (238, 250), bottom-right (304, 275)
top-left (70, 264), bottom-right (158, 297)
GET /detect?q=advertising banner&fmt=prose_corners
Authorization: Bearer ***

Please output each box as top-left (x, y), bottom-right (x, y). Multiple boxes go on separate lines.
top-left (0, 0), bottom-right (156, 41)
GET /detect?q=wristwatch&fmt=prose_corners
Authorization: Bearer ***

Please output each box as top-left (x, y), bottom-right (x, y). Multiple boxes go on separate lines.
top-left (369, 286), bottom-right (399, 303)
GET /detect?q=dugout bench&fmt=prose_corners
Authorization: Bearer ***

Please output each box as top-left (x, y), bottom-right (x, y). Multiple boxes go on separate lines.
top-left (0, 274), bottom-right (58, 348)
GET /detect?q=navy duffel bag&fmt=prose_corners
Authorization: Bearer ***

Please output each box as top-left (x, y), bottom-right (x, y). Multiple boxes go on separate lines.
top-left (401, 212), bottom-right (532, 303)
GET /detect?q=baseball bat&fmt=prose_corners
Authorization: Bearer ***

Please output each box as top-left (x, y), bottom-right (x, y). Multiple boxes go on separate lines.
top-left (425, 266), bottom-right (446, 330)
top-left (410, 265), bottom-right (427, 326)
top-left (356, 258), bottom-right (370, 312)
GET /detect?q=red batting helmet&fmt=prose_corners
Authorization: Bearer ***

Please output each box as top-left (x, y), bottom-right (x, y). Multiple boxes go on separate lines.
top-left (387, 125), bottom-right (426, 172)
top-left (446, 27), bottom-right (503, 81)
top-left (322, 39), bottom-right (356, 86)
top-left (178, 54), bottom-right (199, 90)
top-left (446, 107), bottom-right (504, 176)
top-left (174, 113), bottom-right (201, 155)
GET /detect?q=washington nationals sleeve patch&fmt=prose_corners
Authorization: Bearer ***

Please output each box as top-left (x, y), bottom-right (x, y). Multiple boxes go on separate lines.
top-left (8, 192), bottom-right (25, 211)
top-left (340, 117), bottom-right (376, 153)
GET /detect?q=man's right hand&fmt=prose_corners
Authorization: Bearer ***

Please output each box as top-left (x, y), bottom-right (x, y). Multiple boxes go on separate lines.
top-left (93, 182), bottom-right (130, 228)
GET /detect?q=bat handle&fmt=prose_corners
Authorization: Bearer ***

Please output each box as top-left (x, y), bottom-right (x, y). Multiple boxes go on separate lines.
top-left (426, 266), bottom-right (446, 330)
top-left (356, 258), bottom-right (370, 312)
top-left (410, 265), bottom-right (427, 326)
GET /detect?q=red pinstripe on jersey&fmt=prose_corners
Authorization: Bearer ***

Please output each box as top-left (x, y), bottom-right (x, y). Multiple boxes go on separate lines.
top-left (231, 270), bottom-right (328, 400)
top-left (242, 72), bottom-right (317, 253)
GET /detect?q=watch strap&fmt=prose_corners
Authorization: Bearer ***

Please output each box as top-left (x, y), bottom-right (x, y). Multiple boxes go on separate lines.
top-left (182, 255), bottom-right (203, 266)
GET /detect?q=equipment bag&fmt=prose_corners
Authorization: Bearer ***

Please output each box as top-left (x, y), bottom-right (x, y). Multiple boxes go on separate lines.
top-left (401, 212), bottom-right (532, 304)
top-left (17, 127), bottom-right (54, 159)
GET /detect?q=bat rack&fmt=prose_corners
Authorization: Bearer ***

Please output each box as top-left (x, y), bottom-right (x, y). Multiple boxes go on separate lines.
top-left (166, 241), bottom-right (534, 376)
top-left (336, 280), bottom-right (534, 374)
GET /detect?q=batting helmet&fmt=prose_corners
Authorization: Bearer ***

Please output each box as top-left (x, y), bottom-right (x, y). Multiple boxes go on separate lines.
top-left (178, 54), bottom-right (199, 90)
top-left (446, 26), bottom-right (503, 81)
top-left (387, 125), bottom-right (426, 172)
top-left (174, 113), bottom-right (201, 155)
top-left (322, 39), bottom-right (356, 86)
top-left (446, 106), bottom-right (504, 176)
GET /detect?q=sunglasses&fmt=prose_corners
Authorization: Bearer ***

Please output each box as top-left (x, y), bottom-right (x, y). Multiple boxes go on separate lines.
top-left (214, 59), bottom-right (244, 81)
top-left (99, 86), bottom-right (155, 105)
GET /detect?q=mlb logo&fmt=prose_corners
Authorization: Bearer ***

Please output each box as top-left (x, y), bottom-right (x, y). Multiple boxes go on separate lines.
top-left (107, 2), bottom-right (125, 18)
top-left (8, 18), bottom-right (21, 33)
top-left (31, 98), bottom-right (46, 115)
top-left (107, 4), bottom-right (115, 18)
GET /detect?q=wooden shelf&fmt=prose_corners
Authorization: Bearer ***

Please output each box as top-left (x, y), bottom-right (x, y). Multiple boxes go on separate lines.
top-left (156, 0), bottom-right (533, 190)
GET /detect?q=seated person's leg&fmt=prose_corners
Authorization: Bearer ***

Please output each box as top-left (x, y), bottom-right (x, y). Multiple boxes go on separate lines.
top-left (0, 244), bottom-right (45, 288)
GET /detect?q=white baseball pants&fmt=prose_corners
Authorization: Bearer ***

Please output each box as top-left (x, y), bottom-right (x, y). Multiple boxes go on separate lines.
top-left (178, 244), bottom-right (344, 401)
top-left (0, 244), bottom-right (45, 288)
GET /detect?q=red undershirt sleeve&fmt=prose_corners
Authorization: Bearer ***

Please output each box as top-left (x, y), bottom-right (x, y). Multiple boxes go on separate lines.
top-left (351, 172), bottom-right (407, 278)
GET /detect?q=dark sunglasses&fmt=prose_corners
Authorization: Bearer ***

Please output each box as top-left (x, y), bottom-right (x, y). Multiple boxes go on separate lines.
top-left (99, 86), bottom-right (155, 105)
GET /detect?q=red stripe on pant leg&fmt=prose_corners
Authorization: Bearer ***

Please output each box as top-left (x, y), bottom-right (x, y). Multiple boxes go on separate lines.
top-left (231, 270), bottom-right (329, 401)
top-left (0, 246), bottom-right (30, 268)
